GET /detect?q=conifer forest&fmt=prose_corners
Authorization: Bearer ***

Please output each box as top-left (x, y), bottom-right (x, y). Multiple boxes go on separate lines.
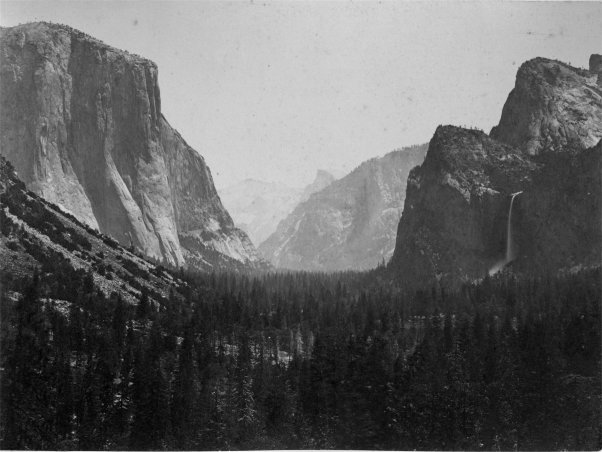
top-left (1, 255), bottom-right (599, 450)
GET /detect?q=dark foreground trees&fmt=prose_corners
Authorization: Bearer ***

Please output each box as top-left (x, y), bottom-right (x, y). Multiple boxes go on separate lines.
top-left (0, 264), bottom-right (600, 450)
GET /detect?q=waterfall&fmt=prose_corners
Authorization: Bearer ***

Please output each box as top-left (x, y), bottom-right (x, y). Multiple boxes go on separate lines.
top-left (505, 191), bottom-right (522, 262)
top-left (489, 191), bottom-right (522, 275)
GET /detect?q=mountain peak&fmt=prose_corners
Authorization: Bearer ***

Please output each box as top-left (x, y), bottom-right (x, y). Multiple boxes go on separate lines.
top-left (301, 169), bottom-right (335, 200)
top-left (315, 169), bottom-right (335, 180)
top-left (490, 54), bottom-right (602, 155)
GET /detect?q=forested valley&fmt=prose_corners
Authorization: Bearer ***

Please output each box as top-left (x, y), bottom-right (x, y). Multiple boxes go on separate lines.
top-left (1, 250), bottom-right (599, 450)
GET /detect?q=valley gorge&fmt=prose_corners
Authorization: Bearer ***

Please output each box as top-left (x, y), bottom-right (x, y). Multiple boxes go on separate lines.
top-left (0, 21), bottom-right (599, 285)
top-left (0, 11), bottom-right (600, 451)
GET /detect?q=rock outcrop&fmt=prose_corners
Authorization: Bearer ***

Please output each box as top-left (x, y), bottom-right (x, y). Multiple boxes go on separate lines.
top-left (0, 22), bottom-right (263, 270)
top-left (219, 170), bottom-right (335, 247)
top-left (389, 55), bottom-right (602, 288)
top-left (259, 145), bottom-right (427, 271)
top-left (490, 56), bottom-right (602, 155)
top-left (388, 127), bottom-right (538, 286)
top-left (0, 156), bottom-right (185, 304)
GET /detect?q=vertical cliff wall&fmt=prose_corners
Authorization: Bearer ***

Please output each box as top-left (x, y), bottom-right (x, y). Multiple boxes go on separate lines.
top-left (0, 22), bottom-right (262, 270)
top-left (388, 127), bottom-right (537, 286)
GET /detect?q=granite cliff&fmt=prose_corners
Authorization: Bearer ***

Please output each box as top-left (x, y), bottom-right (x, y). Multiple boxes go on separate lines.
top-left (490, 55), bottom-right (602, 154)
top-left (389, 55), bottom-right (602, 287)
top-left (260, 145), bottom-right (427, 271)
top-left (0, 22), bottom-right (263, 270)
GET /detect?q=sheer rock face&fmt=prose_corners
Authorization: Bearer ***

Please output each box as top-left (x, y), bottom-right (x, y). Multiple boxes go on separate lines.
top-left (0, 22), bottom-right (261, 270)
top-left (390, 55), bottom-right (602, 288)
top-left (389, 127), bottom-right (537, 286)
top-left (259, 145), bottom-right (427, 271)
top-left (490, 56), bottom-right (602, 155)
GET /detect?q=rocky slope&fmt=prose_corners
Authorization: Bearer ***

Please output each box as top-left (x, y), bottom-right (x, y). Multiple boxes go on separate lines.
top-left (0, 156), bottom-right (184, 304)
top-left (219, 170), bottom-right (335, 246)
top-left (0, 22), bottom-right (263, 271)
top-left (389, 55), bottom-right (602, 287)
top-left (259, 145), bottom-right (427, 271)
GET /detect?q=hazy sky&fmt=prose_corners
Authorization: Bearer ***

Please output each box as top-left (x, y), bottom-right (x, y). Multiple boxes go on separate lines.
top-left (1, 1), bottom-right (600, 188)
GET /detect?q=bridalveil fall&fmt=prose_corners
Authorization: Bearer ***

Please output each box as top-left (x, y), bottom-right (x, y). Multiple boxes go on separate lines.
top-left (489, 191), bottom-right (522, 275)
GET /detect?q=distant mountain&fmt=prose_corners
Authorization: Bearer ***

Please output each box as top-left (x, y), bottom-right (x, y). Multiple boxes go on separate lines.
top-left (389, 55), bottom-right (602, 288)
top-left (0, 22), bottom-right (265, 271)
top-left (300, 170), bottom-right (336, 200)
top-left (259, 145), bottom-right (428, 271)
top-left (219, 170), bottom-right (335, 246)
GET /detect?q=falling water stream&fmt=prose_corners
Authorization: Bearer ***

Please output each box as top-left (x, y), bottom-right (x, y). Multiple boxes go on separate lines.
top-left (505, 191), bottom-right (522, 262)
top-left (489, 191), bottom-right (522, 275)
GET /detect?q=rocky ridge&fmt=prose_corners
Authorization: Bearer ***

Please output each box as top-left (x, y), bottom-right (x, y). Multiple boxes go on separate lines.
top-left (0, 22), bottom-right (263, 271)
top-left (0, 156), bottom-right (184, 304)
top-left (389, 55), bottom-right (602, 287)
top-left (490, 56), bottom-right (602, 155)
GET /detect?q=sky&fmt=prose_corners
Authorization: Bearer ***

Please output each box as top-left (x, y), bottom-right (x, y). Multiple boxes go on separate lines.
top-left (1, 1), bottom-right (600, 189)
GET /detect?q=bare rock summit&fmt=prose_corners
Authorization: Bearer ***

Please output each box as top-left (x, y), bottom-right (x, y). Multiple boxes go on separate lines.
top-left (491, 55), bottom-right (602, 155)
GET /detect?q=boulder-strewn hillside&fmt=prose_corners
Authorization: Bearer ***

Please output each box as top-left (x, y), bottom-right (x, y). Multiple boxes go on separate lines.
top-left (0, 22), bottom-right (263, 271)
top-left (0, 157), bottom-right (184, 304)
top-left (219, 170), bottom-right (335, 246)
top-left (259, 145), bottom-right (428, 271)
top-left (389, 55), bottom-right (602, 288)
